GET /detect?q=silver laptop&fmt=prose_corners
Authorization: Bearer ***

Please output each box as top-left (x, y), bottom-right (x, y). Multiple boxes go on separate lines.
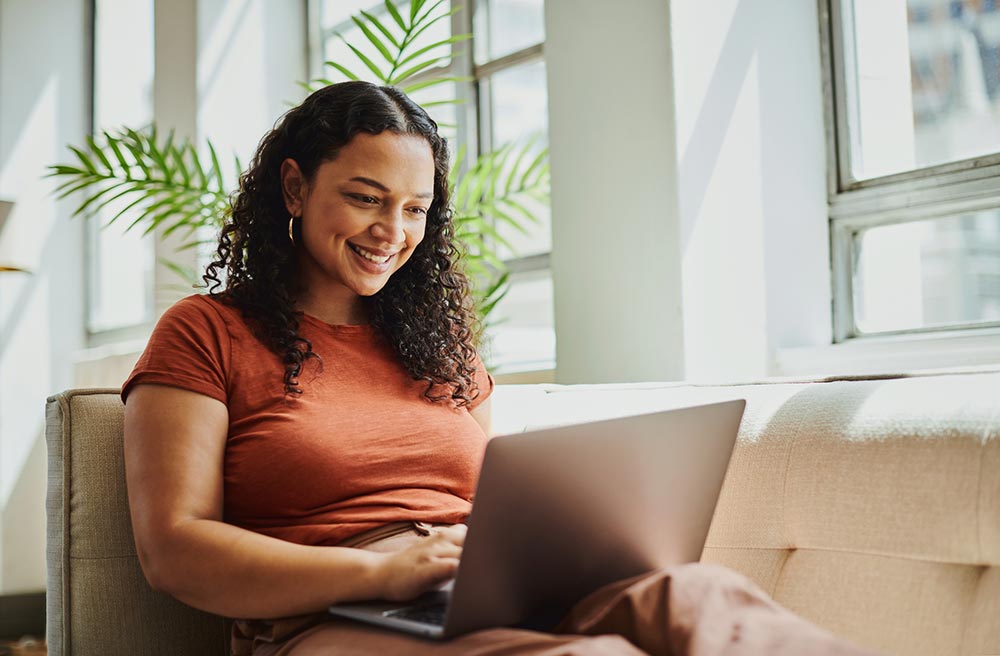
top-left (328, 399), bottom-right (746, 639)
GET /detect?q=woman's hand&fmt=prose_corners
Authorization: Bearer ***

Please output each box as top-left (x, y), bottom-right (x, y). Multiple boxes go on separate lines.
top-left (375, 525), bottom-right (467, 602)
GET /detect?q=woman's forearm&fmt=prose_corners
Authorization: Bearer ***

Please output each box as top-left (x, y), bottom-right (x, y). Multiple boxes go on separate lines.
top-left (142, 518), bottom-right (385, 618)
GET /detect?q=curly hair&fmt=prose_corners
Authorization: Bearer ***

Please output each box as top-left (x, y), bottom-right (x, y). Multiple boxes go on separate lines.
top-left (203, 81), bottom-right (483, 406)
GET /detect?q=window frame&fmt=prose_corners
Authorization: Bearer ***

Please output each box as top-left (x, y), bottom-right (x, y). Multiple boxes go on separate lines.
top-left (84, 0), bottom-right (156, 347)
top-left (820, 0), bottom-right (1000, 343)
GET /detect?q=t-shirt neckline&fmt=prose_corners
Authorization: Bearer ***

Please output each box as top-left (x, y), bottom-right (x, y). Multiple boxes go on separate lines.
top-left (298, 311), bottom-right (377, 335)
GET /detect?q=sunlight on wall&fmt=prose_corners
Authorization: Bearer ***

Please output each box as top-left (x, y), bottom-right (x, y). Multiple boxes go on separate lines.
top-left (680, 52), bottom-right (769, 380)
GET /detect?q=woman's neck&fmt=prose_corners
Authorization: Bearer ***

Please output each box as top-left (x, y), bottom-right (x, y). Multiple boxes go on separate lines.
top-left (295, 291), bottom-right (370, 326)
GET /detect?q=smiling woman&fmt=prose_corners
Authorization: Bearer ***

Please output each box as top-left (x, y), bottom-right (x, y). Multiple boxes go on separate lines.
top-left (119, 81), bottom-right (495, 648)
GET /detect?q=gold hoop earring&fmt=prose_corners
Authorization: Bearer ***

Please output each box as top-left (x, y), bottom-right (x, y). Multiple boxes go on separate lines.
top-left (288, 215), bottom-right (297, 246)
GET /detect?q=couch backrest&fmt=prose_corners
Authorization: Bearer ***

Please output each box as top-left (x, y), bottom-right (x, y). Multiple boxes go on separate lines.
top-left (45, 390), bottom-right (230, 656)
top-left (491, 370), bottom-right (1000, 656)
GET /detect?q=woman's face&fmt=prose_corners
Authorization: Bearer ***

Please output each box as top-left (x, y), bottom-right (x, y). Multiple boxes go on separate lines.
top-left (283, 131), bottom-right (436, 302)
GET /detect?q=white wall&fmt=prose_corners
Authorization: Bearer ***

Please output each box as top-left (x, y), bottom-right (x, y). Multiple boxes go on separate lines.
top-left (672, 0), bottom-right (830, 381)
top-left (0, 0), bottom-right (307, 595)
top-left (545, 0), bottom-right (686, 384)
top-left (544, 0), bottom-right (829, 384)
top-left (0, 0), bottom-right (89, 593)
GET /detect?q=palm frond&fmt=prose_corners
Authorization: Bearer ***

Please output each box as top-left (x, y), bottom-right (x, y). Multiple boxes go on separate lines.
top-left (48, 127), bottom-right (231, 240)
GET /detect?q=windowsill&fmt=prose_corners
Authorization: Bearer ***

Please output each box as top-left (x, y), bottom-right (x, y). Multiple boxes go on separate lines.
top-left (774, 326), bottom-right (1000, 378)
top-left (493, 368), bottom-right (557, 385)
top-left (72, 339), bottom-right (148, 389)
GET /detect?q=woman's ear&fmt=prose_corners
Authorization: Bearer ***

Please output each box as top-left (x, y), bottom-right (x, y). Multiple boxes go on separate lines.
top-left (280, 158), bottom-right (306, 216)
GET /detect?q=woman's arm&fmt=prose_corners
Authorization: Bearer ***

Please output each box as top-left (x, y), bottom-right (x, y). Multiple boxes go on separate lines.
top-left (470, 396), bottom-right (492, 437)
top-left (124, 383), bottom-right (463, 619)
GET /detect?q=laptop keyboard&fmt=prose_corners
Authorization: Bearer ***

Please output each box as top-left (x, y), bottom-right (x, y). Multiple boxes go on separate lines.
top-left (384, 602), bottom-right (448, 626)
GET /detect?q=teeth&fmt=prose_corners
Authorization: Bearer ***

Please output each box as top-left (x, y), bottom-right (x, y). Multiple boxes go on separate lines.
top-left (351, 244), bottom-right (392, 264)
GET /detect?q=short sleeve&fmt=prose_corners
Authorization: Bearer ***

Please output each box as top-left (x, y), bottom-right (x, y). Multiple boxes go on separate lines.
top-left (121, 295), bottom-right (232, 405)
top-left (467, 351), bottom-right (495, 410)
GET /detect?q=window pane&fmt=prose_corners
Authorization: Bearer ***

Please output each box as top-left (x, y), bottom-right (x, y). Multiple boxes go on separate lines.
top-left (485, 270), bottom-right (556, 373)
top-left (320, 1), bottom-right (452, 83)
top-left (853, 210), bottom-right (1000, 333)
top-left (474, 0), bottom-right (545, 63)
top-left (843, 0), bottom-right (1000, 180)
top-left (488, 60), bottom-right (550, 259)
top-left (91, 0), bottom-right (155, 332)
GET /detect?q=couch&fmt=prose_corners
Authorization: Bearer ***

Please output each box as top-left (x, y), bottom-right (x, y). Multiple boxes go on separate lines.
top-left (45, 370), bottom-right (1000, 655)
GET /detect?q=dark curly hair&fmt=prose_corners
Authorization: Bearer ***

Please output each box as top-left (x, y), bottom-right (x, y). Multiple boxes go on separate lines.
top-left (204, 81), bottom-right (483, 406)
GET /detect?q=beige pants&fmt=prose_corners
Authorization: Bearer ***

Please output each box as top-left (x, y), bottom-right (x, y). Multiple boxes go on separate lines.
top-left (233, 522), bottom-right (882, 656)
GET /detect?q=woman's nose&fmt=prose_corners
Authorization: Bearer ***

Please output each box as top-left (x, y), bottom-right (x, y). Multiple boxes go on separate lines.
top-left (370, 206), bottom-right (406, 245)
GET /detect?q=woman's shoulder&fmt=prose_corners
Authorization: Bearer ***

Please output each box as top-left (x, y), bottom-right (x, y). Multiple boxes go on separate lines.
top-left (161, 293), bottom-right (244, 330)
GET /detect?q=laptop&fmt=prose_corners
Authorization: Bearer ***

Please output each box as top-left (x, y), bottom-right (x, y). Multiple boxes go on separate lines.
top-left (328, 399), bottom-right (746, 639)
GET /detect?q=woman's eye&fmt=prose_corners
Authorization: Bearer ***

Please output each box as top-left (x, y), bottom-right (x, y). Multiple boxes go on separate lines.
top-left (350, 194), bottom-right (379, 205)
top-left (408, 207), bottom-right (429, 216)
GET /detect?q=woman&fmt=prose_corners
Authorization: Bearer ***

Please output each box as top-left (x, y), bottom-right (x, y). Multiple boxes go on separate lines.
top-left (122, 81), bottom-right (880, 655)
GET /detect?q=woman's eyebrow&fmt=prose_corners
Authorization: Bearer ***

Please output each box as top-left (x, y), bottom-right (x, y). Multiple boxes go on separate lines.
top-left (349, 176), bottom-right (433, 199)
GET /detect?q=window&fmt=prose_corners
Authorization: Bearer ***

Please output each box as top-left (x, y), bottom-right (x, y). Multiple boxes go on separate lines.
top-left (311, 0), bottom-right (553, 374)
top-left (88, 0), bottom-right (155, 338)
top-left (825, 0), bottom-right (1000, 340)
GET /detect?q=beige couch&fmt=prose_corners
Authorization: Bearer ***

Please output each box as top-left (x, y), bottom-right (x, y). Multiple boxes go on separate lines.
top-left (45, 370), bottom-right (1000, 655)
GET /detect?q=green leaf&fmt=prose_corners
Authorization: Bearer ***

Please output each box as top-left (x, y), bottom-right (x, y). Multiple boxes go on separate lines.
top-left (395, 33), bottom-right (470, 70)
top-left (158, 257), bottom-right (200, 286)
top-left (409, 0), bottom-right (428, 23)
top-left (401, 3), bottom-right (456, 53)
top-left (187, 142), bottom-right (209, 189)
top-left (104, 132), bottom-right (132, 178)
top-left (468, 217), bottom-right (517, 252)
top-left (351, 15), bottom-right (396, 65)
top-left (234, 153), bottom-right (243, 186)
top-left (503, 139), bottom-right (534, 194)
top-left (46, 165), bottom-right (86, 177)
top-left (176, 237), bottom-right (215, 252)
top-left (207, 140), bottom-right (225, 192)
top-left (342, 39), bottom-right (387, 82)
top-left (124, 190), bottom-right (192, 232)
top-left (419, 98), bottom-right (463, 108)
top-left (70, 179), bottom-right (134, 217)
top-left (412, 0), bottom-right (449, 31)
top-left (86, 135), bottom-right (115, 174)
top-left (519, 148), bottom-right (548, 189)
top-left (107, 191), bottom-right (156, 229)
top-left (401, 75), bottom-right (470, 95)
top-left (68, 146), bottom-right (98, 174)
top-left (121, 129), bottom-right (153, 178)
top-left (54, 176), bottom-right (103, 201)
top-left (389, 56), bottom-right (447, 85)
top-left (384, 0), bottom-right (407, 31)
top-left (141, 197), bottom-right (194, 236)
top-left (482, 203), bottom-right (531, 236)
top-left (498, 196), bottom-right (541, 225)
top-left (362, 10), bottom-right (401, 49)
top-left (169, 142), bottom-right (192, 187)
top-left (86, 183), bottom-right (148, 217)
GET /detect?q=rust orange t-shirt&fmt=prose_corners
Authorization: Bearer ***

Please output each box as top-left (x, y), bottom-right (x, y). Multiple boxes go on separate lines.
top-left (121, 294), bottom-right (493, 546)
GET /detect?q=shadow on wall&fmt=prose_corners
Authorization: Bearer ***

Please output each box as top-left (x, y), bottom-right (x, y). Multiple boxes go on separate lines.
top-left (1, 427), bottom-right (46, 593)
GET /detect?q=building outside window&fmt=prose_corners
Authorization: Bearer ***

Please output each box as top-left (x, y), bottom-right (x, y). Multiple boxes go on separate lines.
top-left (311, 0), bottom-right (554, 375)
top-left (824, 0), bottom-right (1000, 339)
top-left (88, 0), bottom-right (156, 341)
